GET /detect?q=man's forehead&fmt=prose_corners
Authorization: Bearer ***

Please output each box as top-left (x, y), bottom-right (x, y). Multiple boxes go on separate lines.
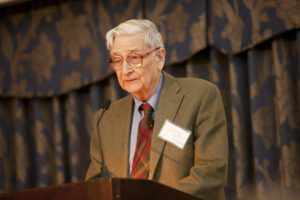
top-left (110, 47), bottom-right (145, 55)
top-left (110, 34), bottom-right (148, 54)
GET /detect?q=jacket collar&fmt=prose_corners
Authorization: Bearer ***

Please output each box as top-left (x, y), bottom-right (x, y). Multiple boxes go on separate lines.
top-left (149, 71), bottom-right (184, 179)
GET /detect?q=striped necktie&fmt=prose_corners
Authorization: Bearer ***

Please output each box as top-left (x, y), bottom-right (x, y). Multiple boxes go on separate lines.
top-left (131, 103), bottom-right (154, 179)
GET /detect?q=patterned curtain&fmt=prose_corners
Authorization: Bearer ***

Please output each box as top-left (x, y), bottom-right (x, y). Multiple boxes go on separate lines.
top-left (0, 0), bottom-right (299, 200)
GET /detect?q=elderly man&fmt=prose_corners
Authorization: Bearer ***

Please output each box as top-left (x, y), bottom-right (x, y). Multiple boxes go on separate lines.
top-left (86, 19), bottom-right (228, 200)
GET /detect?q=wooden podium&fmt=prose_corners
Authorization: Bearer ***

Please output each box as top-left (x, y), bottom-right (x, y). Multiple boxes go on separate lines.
top-left (0, 178), bottom-right (201, 200)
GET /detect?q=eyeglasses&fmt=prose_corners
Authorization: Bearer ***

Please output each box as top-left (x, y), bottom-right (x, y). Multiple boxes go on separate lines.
top-left (109, 47), bottom-right (160, 71)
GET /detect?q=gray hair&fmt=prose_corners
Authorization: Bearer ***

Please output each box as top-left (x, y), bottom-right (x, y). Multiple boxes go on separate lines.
top-left (106, 19), bottom-right (164, 50)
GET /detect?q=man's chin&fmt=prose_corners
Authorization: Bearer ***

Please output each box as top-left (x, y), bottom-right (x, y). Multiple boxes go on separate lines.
top-left (122, 86), bottom-right (142, 95)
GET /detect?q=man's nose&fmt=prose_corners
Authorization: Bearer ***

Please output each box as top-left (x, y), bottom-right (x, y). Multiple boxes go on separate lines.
top-left (121, 60), bottom-right (131, 74)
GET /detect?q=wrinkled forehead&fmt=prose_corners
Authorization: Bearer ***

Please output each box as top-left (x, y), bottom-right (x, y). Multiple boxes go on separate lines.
top-left (110, 32), bottom-right (148, 54)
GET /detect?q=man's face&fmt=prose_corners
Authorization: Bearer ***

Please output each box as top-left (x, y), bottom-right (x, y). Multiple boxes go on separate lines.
top-left (110, 32), bottom-right (165, 100)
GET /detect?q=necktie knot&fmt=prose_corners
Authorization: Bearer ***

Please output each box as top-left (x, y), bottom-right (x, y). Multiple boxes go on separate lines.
top-left (140, 103), bottom-right (154, 127)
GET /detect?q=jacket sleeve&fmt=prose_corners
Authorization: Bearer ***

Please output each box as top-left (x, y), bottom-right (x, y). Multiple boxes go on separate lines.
top-left (175, 83), bottom-right (228, 200)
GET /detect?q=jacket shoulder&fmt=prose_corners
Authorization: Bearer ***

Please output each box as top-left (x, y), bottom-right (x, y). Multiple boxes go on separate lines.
top-left (105, 95), bottom-right (132, 115)
top-left (176, 77), bottom-right (220, 94)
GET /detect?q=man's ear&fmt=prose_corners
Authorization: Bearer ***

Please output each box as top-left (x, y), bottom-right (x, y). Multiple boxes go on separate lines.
top-left (156, 48), bottom-right (166, 70)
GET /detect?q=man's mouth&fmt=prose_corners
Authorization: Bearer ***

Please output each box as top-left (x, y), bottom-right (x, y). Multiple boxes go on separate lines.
top-left (125, 79), bottom-right (137, 82)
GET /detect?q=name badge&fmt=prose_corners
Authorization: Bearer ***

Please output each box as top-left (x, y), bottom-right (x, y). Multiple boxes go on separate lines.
top-left (158, 120), bottom-right (191, 149)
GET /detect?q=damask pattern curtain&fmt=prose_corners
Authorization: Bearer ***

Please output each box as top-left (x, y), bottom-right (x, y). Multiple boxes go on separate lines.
top-left (0, 0), bottom-right (299, 200)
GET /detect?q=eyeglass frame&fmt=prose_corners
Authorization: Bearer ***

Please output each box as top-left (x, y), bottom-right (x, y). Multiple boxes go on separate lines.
top-left (108, 47), bottom-right (161, 71)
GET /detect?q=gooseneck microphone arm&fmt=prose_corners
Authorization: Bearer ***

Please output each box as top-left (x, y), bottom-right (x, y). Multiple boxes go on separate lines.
top-left (91, 99), bottom-right (111, 179)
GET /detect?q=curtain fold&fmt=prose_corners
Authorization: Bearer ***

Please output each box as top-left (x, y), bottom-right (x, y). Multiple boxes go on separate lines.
top-left (0, 75), bottom-right (125, 191)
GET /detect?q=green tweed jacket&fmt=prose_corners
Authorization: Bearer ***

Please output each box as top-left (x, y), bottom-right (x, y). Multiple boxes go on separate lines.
top-left (86, 71), bottom-right (228, 200)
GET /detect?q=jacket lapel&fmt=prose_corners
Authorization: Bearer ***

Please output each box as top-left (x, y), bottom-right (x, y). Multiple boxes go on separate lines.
top-left (112, 96), bottom-right (133, 177)
top-left (149, 72), bottom-right (184, 179)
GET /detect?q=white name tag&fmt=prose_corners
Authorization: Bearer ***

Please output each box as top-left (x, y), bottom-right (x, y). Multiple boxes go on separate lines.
top-left (158, 120), bottom-right (191, 149)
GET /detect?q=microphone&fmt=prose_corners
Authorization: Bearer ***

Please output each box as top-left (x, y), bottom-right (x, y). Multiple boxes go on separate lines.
top-left (92, 99), bottom-right (111, 179)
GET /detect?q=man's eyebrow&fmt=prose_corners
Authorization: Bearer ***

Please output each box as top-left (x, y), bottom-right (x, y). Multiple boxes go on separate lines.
top-left (111, 49), bottom-right (142, 56)
top-left (111, 54), bottom-right (122, 57)
top-left (128, 49), bottom-right (142, 53)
